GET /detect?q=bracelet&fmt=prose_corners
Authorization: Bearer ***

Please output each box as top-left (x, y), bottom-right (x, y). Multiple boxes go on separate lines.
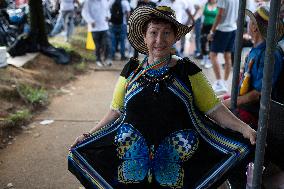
top-left (82, 132), bottom-right (91, 137)
top-left (209, 30), bottom-right (215, 35)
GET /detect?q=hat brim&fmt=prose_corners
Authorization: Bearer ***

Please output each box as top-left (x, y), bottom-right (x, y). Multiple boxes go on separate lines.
top-left (245, 9), bottom-right (284, 41)
top-left (127, 6), bottom-right (193, 55)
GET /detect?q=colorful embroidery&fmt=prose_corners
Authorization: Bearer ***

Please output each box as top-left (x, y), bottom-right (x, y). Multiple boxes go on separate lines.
top-left (114, 123), bottom-right (199, 188)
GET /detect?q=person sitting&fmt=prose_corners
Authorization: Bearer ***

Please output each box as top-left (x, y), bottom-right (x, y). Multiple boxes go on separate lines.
top-left (69, 6), bottom-right (256, 189)
top-left (222, 6), bottom-right (284, 188)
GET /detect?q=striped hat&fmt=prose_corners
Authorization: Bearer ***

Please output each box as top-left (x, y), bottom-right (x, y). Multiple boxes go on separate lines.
top-left (127, 6), bottom-right (193, 55)
top-left (245, 6), bottom-right (284, 41)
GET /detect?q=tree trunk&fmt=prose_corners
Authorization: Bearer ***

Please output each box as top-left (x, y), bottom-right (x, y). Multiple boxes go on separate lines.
top-left (28, 0), bottom-right (49, 47)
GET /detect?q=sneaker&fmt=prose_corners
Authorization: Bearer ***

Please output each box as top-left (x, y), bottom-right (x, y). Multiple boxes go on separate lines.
top-left (96, 61), bottom-right (103, 67)
top-left (200, 58), bottom-right (206, 66)
top-left (212, 80), bottom-right (228, 94)
top-left (194, 53), bottom-right (203, 59)
top-left (120, 56), bottom-right (128, 61)
top-left (204, 61), bottom-right (212, 69)
top-left (105, 59), bottom-right (112, 67)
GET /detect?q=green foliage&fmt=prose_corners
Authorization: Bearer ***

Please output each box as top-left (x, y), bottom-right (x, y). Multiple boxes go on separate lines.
top-left (50, 42), bottom-right (75, 53)
top-left (7, 109), bottom-right (31, 126)
top-left (18, 84), bottom-right (48, 106)
top-left (74, 61), bottom-right (87, 72)
top-left (80, 52), bottom-right (96, 62)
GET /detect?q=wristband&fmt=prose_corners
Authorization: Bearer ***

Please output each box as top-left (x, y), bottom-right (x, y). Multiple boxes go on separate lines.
top-left (210, 31), bottom-right (215, 35)
top-left (82, 132), bottom-right (91, 137)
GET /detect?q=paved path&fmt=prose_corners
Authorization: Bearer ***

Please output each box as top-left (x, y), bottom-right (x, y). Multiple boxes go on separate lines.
top-left (0, 52), bottom-right (236, 189)
top-left (0, 69), bottom-right (120, 189)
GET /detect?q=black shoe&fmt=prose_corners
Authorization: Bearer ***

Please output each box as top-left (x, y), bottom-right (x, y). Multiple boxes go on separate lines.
top-left (121, 56), bottom-right (128, 61)
top-left (194, 54), bottom-right (203, 59)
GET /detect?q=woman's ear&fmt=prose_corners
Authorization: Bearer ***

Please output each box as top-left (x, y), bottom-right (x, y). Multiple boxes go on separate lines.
top-left (252, 22), bottom-right (259, 33)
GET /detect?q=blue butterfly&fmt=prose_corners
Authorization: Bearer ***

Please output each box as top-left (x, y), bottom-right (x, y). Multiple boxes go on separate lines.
top-left (114, 123), bottom-right (199, 188)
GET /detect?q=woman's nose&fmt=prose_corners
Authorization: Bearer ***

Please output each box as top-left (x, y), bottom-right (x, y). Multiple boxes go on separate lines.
top-left (156, 32), bottom-right (164, 43)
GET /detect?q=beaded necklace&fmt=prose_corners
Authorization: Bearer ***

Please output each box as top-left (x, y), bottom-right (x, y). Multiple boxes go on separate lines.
top-left (125, 55), bottom-right (171, 88)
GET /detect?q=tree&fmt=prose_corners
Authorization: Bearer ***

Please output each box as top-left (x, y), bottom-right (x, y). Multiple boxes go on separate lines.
top-left (28, 0), bottom-right (49, 47)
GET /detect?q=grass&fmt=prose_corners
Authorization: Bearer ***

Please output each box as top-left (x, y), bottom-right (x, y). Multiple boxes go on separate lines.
top-left (6, 109), bottom-right (31, 126)
top-left (17, 84), bottom-right (49, 106)
top-left (48, 27), bottom-right (97, 62)
top-left (74, 61), bottom-right (87, 72)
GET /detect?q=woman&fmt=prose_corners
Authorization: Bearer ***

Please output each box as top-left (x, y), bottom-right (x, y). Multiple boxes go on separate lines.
top-left (69, 6), bottom-right (256, 189)
top-left (200, 0), bottom-right (218, 68)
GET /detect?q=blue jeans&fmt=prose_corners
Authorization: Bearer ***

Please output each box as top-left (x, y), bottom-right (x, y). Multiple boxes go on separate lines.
top-left (110, 24), bottom-right (127, 58)
top-left (194, 17), bottom-right (202, 55)
top-left (50, 10), bottom-right (74, 40)
top-left (92, 30), bottom-right (111, 62)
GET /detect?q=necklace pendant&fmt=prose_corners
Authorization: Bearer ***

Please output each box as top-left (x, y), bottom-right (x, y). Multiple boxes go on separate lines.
top-left (154, 83), bottom-right (159, 93)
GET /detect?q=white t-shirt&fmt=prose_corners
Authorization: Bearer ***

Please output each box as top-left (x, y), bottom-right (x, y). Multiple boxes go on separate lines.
top-left (217, 0), bottom-right (239, 32)
top-left (190, 0), bottom-right (207, 17)
top-left (159, 0), bottom-right (193, 25)
top-left (60, 0), bottom-right (75, 11)
top-left (81, 0), bottom-right (110, 32)
top-left (246, 0), bottom-right (257, 22)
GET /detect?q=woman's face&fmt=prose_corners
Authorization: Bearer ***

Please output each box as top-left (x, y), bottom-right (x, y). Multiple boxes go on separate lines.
top-left (248, 20), bottom-right (257, 37)
top-left (143, 22), bottom-right (176, 59)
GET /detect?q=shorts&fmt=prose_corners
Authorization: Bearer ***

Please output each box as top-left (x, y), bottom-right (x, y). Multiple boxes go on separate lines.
top-left (210, 30), bottom-right (236, 53)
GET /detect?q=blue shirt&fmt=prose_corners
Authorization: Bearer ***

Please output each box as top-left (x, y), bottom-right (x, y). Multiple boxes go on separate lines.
top-left (240, 41), bottom-right (283, 93)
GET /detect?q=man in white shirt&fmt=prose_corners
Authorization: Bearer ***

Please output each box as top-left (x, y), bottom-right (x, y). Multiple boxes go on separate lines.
top-left (82, 0), bottom-right (112, 67)
top-left (208, 0), bottom-right (239, 94)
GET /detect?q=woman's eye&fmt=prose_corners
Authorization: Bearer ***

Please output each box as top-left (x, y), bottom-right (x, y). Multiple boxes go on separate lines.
top-left (164, 31), bottom-right (171, 36)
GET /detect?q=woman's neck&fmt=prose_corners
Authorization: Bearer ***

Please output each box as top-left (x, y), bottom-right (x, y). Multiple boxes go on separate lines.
top-left (145, 55), bottom-right (171, 68)
top-left (147, 55), bottom-right (169, 65)
top-left (252, 34), bottom-right (265, 47)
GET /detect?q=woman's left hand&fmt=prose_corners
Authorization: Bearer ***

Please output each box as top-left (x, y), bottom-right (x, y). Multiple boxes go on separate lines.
top-left (241, 125), bottom-right (257, 145)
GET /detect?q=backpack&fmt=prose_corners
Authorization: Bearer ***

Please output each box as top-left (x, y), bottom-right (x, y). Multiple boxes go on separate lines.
top-left (110, 0), bottom-right (123, 25)
top-left (271, 46), bottom-right (284, 103)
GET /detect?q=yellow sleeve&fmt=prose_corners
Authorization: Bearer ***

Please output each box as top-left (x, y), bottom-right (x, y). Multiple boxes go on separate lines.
top-left (110, 76), bottom-right (127, 111)
top-left (188, 72), bottom-right (221, 114)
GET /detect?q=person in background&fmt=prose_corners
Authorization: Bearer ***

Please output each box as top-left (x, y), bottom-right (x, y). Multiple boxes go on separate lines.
top-left (49, 0), bottom-right (80, 42)
top-left (70, 5), bottom-right (256, 189)
top-left (200, 0), bottom-right (218, 69)
top-left (208, 0), bottom-right (239, 94)
top-left (222, 6), bottom-right (284, 188)
top-left (191, 0), bottom-right (207, 59)
top-left (81, 0), bottom-right (112, 67)
top-left (109, 0), bottom-right (131, 61)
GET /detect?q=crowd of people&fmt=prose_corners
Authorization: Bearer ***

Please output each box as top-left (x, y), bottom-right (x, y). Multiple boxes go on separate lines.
top-left (67, 0), bottom-right (284, 188)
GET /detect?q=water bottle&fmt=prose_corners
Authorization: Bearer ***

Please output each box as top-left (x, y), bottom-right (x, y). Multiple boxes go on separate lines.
top-left (246, 162), bottom-right (265, 189)
top-left (246, 162), bottom-right (254, 189)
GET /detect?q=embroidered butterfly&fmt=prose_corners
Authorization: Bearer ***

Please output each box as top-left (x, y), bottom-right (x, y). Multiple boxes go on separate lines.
top-left (114, 123), bottom-right (199, 188)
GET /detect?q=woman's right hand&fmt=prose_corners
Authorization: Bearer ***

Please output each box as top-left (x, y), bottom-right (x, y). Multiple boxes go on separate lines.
top-left (70, 132), bottom-right (91, 149)
top-left (241, 125), bottom-right (257, 145)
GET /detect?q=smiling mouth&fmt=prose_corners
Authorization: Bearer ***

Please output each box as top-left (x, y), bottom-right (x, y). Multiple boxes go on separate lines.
top-left (155, 47), bottom-right (165, 51)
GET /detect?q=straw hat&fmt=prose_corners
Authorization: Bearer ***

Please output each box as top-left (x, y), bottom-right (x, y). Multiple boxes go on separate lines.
top-left (245, 6), bottom-right (284, 41)
top-left (127, 6), bottom-right (193, 55)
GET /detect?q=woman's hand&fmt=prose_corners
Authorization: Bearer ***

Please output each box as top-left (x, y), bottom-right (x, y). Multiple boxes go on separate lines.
top-left (241, 125), bottom-right (257, 145)
top-left (222, 98), bottom-right (231, 108)
top-left (70, 132), bottom-right (91, 149)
